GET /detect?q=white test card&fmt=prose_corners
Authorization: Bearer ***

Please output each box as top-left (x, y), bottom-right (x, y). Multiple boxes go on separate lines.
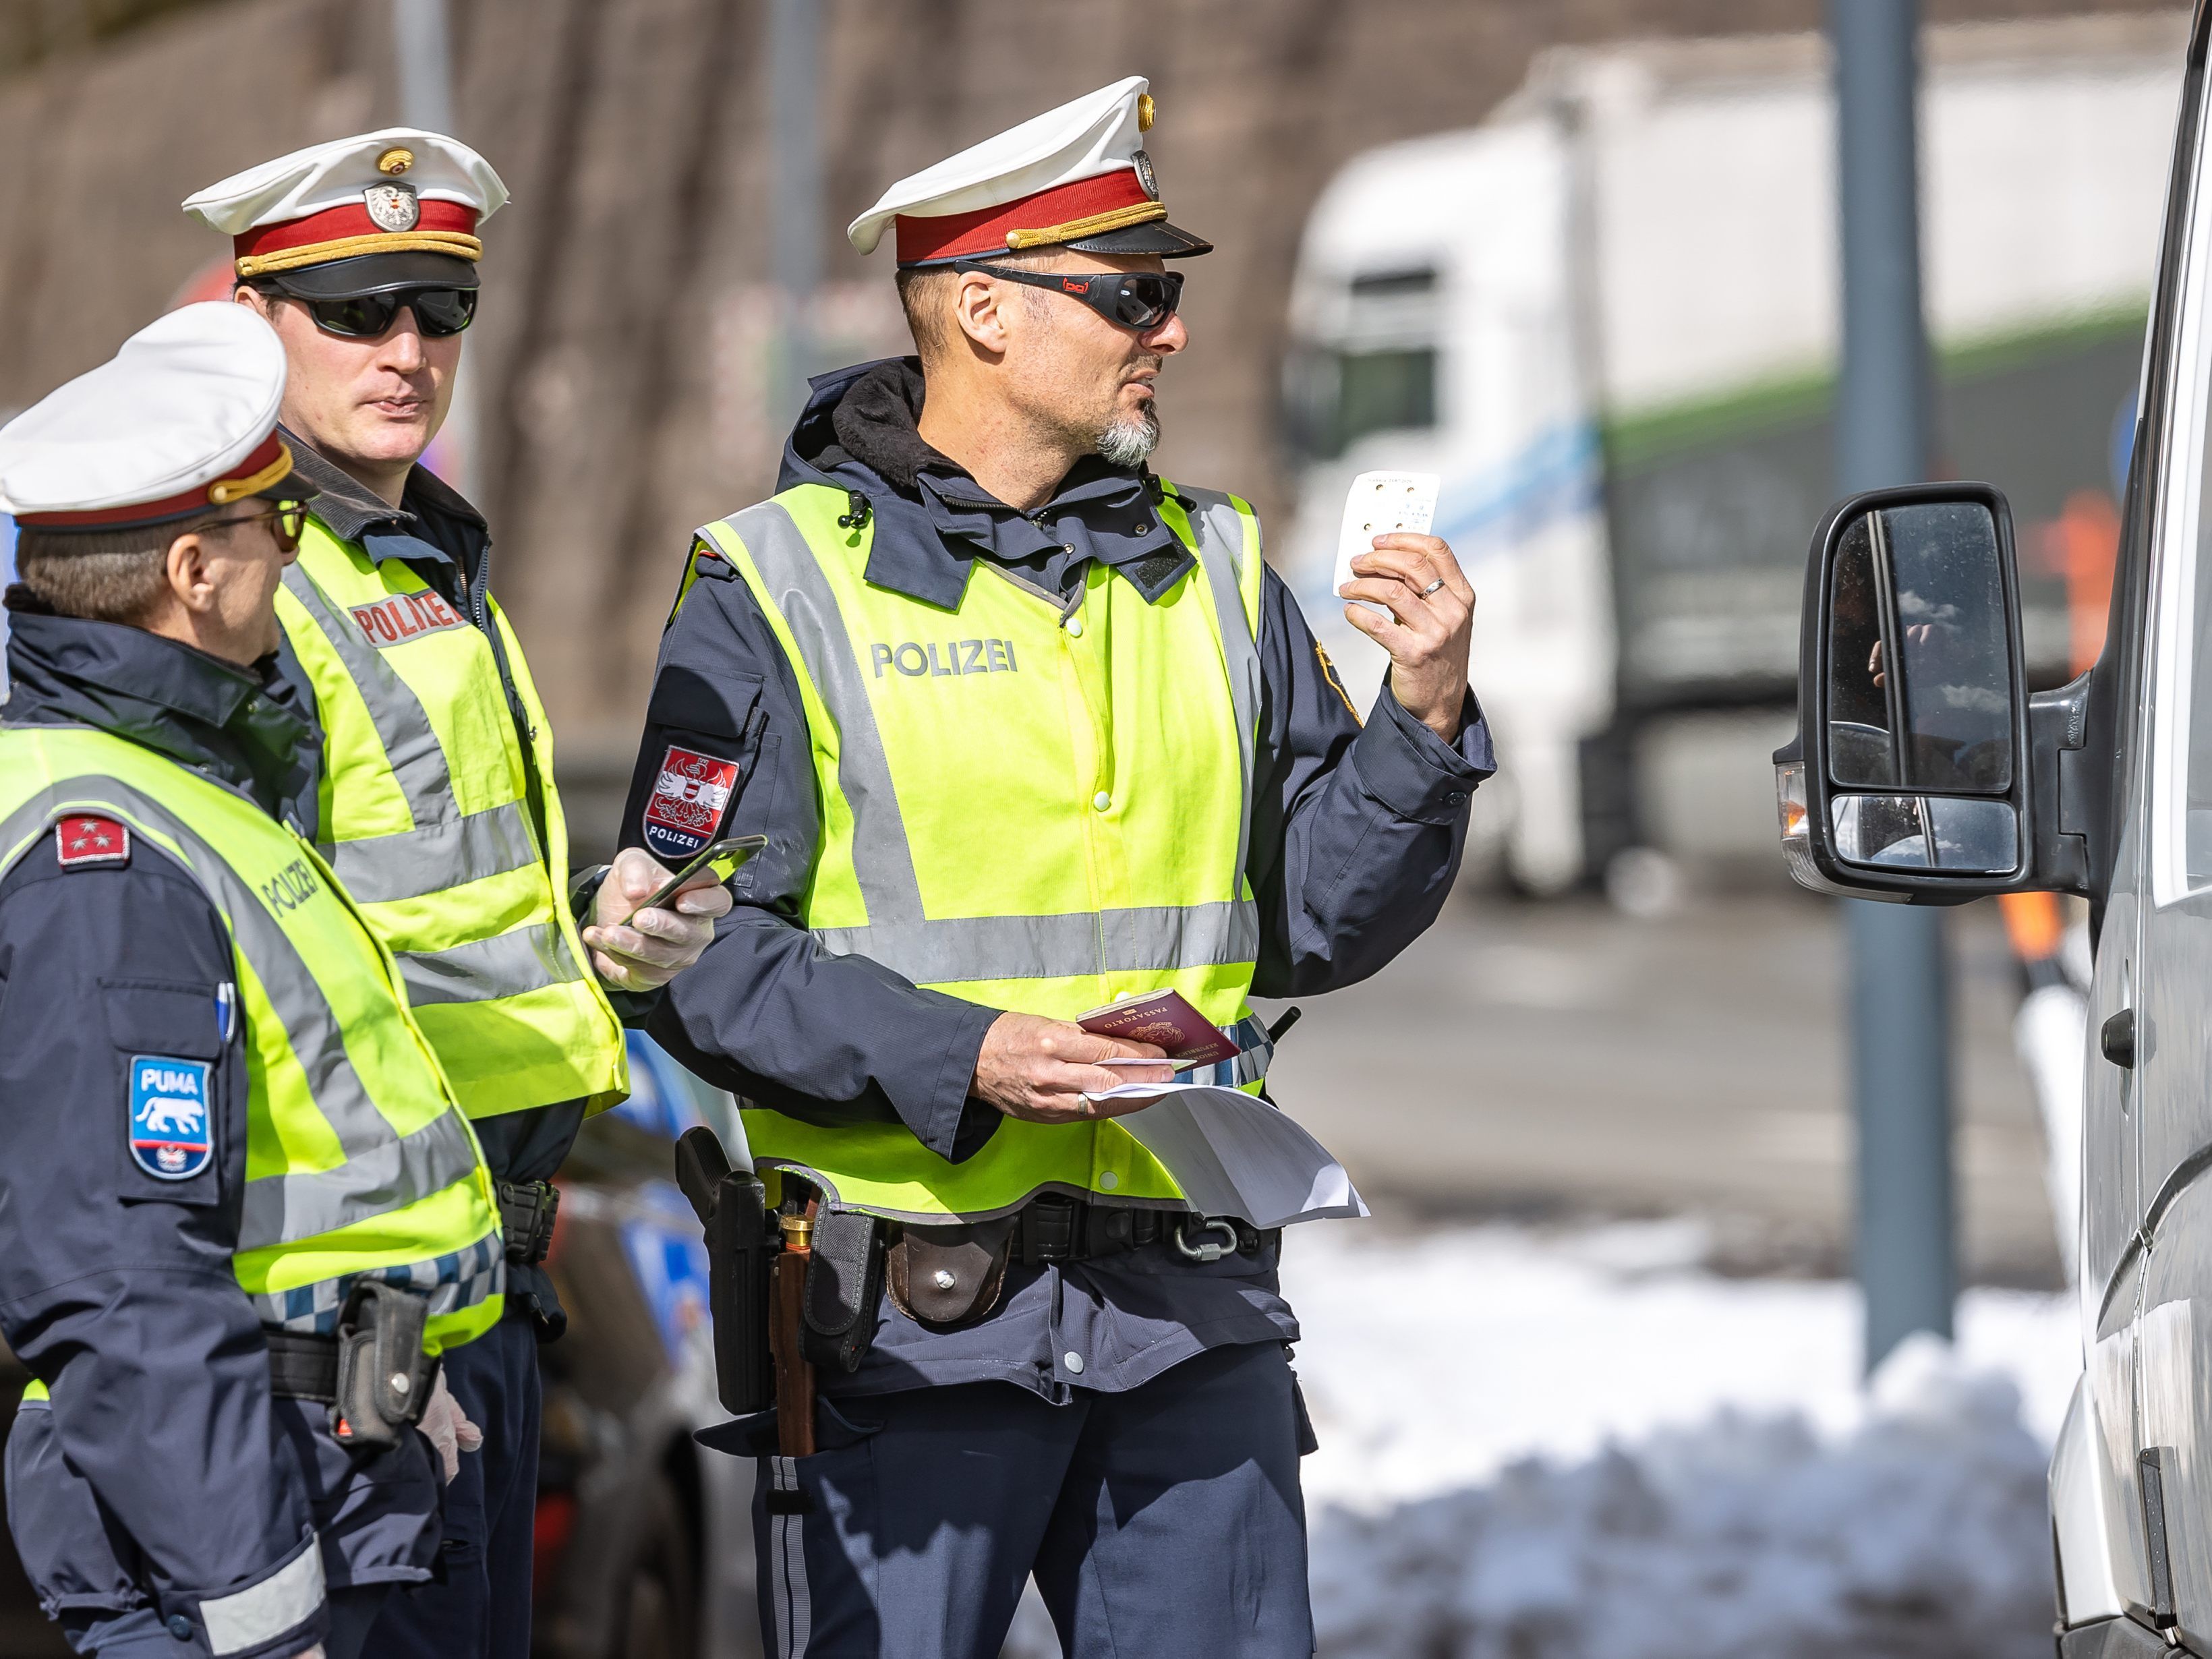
top-left (1334, 471), bottom-right (1441, 616)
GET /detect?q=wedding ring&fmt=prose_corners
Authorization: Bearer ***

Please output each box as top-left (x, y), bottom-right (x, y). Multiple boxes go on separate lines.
top-left (1420, 578), bottom-right (1446, 596)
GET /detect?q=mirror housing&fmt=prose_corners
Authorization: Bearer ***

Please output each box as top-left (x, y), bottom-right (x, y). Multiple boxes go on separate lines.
top-left (1775, 481), bottom-right (2091, 904)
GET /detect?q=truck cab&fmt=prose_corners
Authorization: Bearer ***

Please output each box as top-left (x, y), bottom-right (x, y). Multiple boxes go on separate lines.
top-left (1776, 8), bottom-right (2212, 1650)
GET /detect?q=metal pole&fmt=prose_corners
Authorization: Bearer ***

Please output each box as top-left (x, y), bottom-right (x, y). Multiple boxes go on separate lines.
top-left (391, 0), bottom-right (478, 500)
top-left (768, 0), bottom-right (821, 426)
top-left (1831, 0), bottom-right (1956, 1373)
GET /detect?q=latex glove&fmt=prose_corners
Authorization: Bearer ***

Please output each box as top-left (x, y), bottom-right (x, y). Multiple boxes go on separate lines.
top-left (418, 1369), bottom-right (482, 1484)
top-left (581, 847), bottom-right (736, 992)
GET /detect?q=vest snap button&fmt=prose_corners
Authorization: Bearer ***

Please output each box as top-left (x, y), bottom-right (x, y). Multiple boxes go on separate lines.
top-left (1093, 792), bottom-right (1111, 812)
top-left (167, 1615), bottom-right (194, 1641)
top-left (1066, 616), bottom-right (1084, 638)
top-left (1099, 1170), bottom-right (1119, 1190)
top-left (1064, 1351), bottom-right (1085, 1374)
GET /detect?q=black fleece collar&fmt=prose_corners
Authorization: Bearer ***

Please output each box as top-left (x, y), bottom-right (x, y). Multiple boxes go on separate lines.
top-left (1, 595), bottom-right (319, 820)
top-left (781, 358), bottom-right (1196, 610)
top-left (283, 427), bottom-right (486, 569)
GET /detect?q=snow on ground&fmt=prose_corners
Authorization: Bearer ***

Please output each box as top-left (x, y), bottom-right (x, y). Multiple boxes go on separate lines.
top-left (1281, 1220), bottom-right (2079, 1658)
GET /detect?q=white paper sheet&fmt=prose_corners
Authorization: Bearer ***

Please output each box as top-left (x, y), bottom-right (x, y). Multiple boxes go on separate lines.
top-left (1086, 1083), bottom-right (1368, 1229)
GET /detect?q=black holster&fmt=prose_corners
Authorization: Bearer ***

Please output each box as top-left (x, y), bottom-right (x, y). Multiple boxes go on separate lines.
top-left (674, 1127), bottom-right (778, 1415)
top-left (330, 1280), bottom-right (437, 1452)
top-left (496, 1178), bottom-right (560, 1264)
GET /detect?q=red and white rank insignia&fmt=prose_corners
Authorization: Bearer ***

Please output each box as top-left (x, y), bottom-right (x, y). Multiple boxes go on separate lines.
top-left (57, 815), bottom-right (130, 868)
top-left (642, 747), bottom-right (740, 863)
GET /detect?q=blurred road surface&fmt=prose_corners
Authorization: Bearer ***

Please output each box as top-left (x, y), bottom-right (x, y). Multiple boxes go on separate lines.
top-left (1256, 887), bottom-right (2059, 1286)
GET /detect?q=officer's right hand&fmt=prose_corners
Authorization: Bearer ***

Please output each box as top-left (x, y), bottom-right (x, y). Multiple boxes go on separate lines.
top-left (971, 1013), bottom-right (1171, 1123)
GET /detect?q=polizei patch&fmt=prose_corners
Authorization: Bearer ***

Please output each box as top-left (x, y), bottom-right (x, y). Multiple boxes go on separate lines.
top-left (128, 1055), bottom-right (212, 1180)
top-left (642, 746), bottom-right (740, 863)
top-left (350, 590), bottom-right (467, 647)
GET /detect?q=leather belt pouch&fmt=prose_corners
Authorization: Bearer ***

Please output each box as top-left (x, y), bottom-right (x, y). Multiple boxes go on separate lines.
top-left (886, 1216), bottom-right (1016, 1327)
top-left (330, 1280), bottom-right (436, 1452)
top-left (497, 1178), bottom-right (560, 1265)
top-left (800, 1210), bottom-right (885, 1372)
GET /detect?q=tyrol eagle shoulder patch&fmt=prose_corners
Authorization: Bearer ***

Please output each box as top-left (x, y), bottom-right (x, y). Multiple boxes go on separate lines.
top-left (642, 745), bottom-right (740, 863)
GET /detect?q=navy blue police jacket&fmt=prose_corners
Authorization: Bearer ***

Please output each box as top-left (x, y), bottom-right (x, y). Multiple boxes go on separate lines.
top-left (0, 595), bottom-right (443, 1655)
top-left (622, 359), bottom-right (1497, 1403)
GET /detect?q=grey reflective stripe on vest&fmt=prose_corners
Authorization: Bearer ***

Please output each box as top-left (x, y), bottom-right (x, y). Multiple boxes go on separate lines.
top-left (328, 802), bottom-right (540, 906)
top-left (395, 920), bottom-right (584, 1007)
top-left (809, 900), bottom-right (1258, 987)
top-left (281, 562), bottom-right (542, 905)
top-left (707, 502), bottom-right (1262, 987)
top-left (1176, 486), bottom-right (1262, 890)
top-left (0, 778), bottom-right (486, 1251)
top-left (706, 506), bottom-right (928, 929)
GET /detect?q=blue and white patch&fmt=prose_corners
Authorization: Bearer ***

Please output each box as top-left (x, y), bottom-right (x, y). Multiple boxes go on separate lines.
top-left (128, 1055), bottom-right (212, 1180)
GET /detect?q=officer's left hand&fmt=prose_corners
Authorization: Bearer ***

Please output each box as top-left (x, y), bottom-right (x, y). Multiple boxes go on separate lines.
top-left (1339, 533), bottom-right (1475, 743)
top-left (581, 848), bottom-right (735, 992)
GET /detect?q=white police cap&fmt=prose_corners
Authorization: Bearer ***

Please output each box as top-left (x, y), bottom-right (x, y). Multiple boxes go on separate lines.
top-left (184, 128), bottom-right (508, 293)
top-left (0, 302), bottom-right (310, 530)
top-left (847, 76), bottom-right (1211, 266)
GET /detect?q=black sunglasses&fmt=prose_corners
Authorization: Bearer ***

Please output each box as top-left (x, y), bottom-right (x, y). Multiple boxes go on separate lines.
top-left (952, 263), bottom-right (1184, 331)
top-left (274, 286), bottom-right (478, 341)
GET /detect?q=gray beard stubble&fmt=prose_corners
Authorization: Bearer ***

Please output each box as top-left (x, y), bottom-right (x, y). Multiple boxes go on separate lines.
top-left (1095, 404), bottom-right (1162, 468)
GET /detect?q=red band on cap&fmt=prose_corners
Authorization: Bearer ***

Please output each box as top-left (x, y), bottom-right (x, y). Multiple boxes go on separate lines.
top-left (17, 432), bottom-right (285, 529)
top-left (235, 197), bottom-right (479, 264)
top-left (895, 169), bottom-right (1153, 264)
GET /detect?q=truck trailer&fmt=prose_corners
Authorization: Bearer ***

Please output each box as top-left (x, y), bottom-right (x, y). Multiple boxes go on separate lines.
top-left (1282, 13), bottom-right (2184, 896)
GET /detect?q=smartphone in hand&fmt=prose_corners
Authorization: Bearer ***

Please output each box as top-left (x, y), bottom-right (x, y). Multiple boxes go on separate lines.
top-left (622, 835), bottom-right (767, 926)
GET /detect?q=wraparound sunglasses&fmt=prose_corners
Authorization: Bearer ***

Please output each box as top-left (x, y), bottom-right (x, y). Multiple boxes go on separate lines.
top-left (952, 263), bottom-right (1184, 331)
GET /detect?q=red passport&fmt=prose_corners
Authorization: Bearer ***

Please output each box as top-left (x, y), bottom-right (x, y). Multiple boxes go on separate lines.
top-left (1077, 989), bottom-right (1240, 1066)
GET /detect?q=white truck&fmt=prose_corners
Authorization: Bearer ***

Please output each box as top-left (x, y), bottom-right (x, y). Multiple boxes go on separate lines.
top-left (1778, 4), bottom-right (2212, 1650)
top-left (1283, 14), bottom-right (2183, 895)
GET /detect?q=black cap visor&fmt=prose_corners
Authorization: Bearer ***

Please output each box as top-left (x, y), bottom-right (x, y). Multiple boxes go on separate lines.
top-left (1064, 218), bottom-right (1213, 259)
top-left (258, 250), bottom-right (479, 300)
top-left (900, 216), bottom-right (1214, 268)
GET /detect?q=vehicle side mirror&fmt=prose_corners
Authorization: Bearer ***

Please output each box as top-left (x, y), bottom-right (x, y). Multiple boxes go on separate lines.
top-left (1774, 482), bottom-right (2085, 902)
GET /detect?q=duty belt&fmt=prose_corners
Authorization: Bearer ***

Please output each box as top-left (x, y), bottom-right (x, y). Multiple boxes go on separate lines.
top-left (497, 1178), bottom-right (560, 1264)
top-left (263, 1329), bottom-right (339, 1402)
top-left (1011, 1194), bottom-right (1274, 1266)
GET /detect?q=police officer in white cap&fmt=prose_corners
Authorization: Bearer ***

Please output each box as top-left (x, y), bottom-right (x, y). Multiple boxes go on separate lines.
top-left (0, 302), bottom-right (505, 1659)
top-left (625, 78), bottom-right (1495, 1655)
top-left (183, 133), bottom-right (733, 1658)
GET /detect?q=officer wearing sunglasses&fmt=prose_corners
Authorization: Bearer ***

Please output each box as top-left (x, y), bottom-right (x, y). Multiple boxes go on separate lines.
top-left (622, 78), bottom-right (1494, 1659)
top-left (178, 130), bottom-right (732, 1659)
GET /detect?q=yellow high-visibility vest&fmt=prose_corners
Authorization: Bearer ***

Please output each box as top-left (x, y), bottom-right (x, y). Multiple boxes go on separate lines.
top-left (0, 724), bottom-right (504, 1352)
top-left (691, 480), bottom-right (1268, 1221)
top-left (276, 519), bottom-right (626, 1118)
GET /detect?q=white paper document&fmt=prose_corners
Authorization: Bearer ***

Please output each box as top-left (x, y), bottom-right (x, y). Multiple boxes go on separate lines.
top-left (1333, 469), bottom-right (1441, 616)
top-left (1087, 1083), bottom-right (1368, 1229)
